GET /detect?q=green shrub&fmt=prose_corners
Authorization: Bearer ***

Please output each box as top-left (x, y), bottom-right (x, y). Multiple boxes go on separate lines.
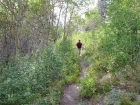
top-left (56, 39), bottom-right (80, 84)
top-left (0, 39), bottom-right (80, 104)
top-left (79, 67), bottom-right (97, 98)
top-left (80, 77), bottom-right (96, 98)
top-left (120, 100), bottom-right (132, 105)
top-left (105, 89), bottom-right (139, 105)
top-left (105, 89), bottom-right (121, 105)
top-left (120, 92), bottom-right (140, 105)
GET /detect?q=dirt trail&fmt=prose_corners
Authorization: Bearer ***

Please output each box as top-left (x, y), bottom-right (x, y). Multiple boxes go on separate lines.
top-left (79, 59), bottom-right (87, 78)
top-left (61, 59), bottom-right (87, 105)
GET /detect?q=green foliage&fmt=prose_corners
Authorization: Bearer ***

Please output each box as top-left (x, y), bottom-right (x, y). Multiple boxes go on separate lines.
top-left (0, 39), bottom-right (80, 104)
top-left (95, 81), bottom-right (112, 95)
top-left (105, 89), bottom-right (121, 105)
top-left (79, 67), bottom-right (97, 98)
top-left (1, 0), bottom-right (140, 104)
top-left (105, 0), bottom-right (140, 68)
top-left (74, 0), bottom-right (140, 100)
top-left (56, 39), bottom-right (80, 83)
top-left (0, 46), bottom-right (62, 104)
top-left (28, 0), bottom-right (46, 14)
top-left (85, 8), bottom-right (102, 31)
top-left (73, 27), bottom-right (111, 98)
top-left (105, 90), bottom-right (139, 105)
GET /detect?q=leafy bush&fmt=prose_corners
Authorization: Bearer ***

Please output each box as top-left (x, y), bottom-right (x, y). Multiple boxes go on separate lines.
top-left (0, 46), bottom-right (63, 104)
top-left (0, 39), bottom-right (80, 104)
top-left (56, 39), bottom-right (80, 84)
top-left (105, 89), bottom-right (121, 105)
top-left (79, 67), bottom-right (97, 98)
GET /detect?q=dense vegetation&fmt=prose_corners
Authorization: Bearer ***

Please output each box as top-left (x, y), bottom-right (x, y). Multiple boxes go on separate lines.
top-left (76, 0), bottom-right (140, 104)
top-left (0, 0), bottom-right (140, 105)
top-left (0, 39), bottom-right (80, 104)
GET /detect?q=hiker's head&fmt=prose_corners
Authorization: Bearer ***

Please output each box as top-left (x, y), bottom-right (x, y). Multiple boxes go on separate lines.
top-left (79, 40), bottom-right (80, 42)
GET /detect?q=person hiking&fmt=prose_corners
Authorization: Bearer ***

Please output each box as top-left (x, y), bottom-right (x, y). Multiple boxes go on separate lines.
top-left (76, 40), bottom-right (82, 56)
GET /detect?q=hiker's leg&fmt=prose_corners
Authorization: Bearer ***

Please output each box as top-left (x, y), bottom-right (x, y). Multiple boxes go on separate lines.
top-left (79, 48), bottom-right (81, 55)
top-left (77, 48), bottom-right (80, 55)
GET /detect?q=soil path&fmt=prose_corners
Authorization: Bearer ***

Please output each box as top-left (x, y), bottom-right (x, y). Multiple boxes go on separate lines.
top-left (61, 59), bottom-right (87, 105)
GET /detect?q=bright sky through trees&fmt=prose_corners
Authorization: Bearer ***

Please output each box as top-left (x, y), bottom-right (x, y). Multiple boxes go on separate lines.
top-left (54, 0), bottom-right (98, 24)
top-left (80, 0), bottom-right (98, 18)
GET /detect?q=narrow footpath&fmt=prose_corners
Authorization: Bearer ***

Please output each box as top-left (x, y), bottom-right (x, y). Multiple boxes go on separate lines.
top-left (61, 59), bottom-right (87, 105)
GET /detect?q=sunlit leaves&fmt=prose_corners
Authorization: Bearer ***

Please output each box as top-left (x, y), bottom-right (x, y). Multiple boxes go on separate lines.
top-left (103, 0), bottom-right (140, 68)
top-left (84, 8), bottom-right (102, 31)
top-left (28, 0), bottom-right (46, 14)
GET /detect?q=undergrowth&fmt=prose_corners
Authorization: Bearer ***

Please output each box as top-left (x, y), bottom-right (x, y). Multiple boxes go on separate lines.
top-left (0, 39), bottom-right (80, 105)
top-left (74, 24), bottom-right (140, 104)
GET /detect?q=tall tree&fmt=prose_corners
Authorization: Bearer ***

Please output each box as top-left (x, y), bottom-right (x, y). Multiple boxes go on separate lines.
top-left (0, 0), bottom-right (28, 60)
top-left (0, 0), bottom-right (86, 62)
